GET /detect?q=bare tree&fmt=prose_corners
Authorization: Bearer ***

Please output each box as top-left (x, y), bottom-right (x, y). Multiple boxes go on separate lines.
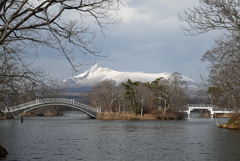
top-left (202, 32), bottom-right (240, 91)
top-left (167, 72), bottom-right (189, 113)
top-left (0, 0), bottom-right (122, 69)
top-left (135, 83), bottom-right (152, 116)
top-left (0, 0), bottom-right (122, 112)
top-left (26, 79), bottom-right (66, 115)
top-left (0, 52), bottom-right (49, 114)
top-left (114, 85), bottom-right (126, 113)
top-left (87, 80), bottom-right (120, 112)
top-left (180, 0), bottom-right (240, 116)
top-left (179, 0), bottom-right (240, 35)
top-left (148, 74), bottom-right (189, 116)
top-left (201, 31), bottom-right (240, 112)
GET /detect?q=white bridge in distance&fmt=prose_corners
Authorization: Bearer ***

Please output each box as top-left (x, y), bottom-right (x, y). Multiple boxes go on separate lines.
top-left (1, 98), bottom-right (101, 119)
top-left (184, 104), bottom-right (233, 118)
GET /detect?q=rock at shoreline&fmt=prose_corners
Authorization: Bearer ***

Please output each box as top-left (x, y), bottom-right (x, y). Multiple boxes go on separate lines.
top-left (0, 142), bottom-right (8, 158)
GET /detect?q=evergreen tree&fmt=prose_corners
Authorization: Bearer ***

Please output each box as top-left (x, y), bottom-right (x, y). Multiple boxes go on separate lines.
top-left (122, 79), bottom-right (140, 114)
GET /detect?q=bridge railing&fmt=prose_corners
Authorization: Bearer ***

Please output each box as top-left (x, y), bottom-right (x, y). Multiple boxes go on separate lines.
top-left (41, 98), bottom-right (100, 113)
top-left (7, 100), bottom-right (36, 112)
top-left (188, 104), bottom-right (213, 107)
top-left (187, 104), bottom-right (232, 111)
top-left (5, 98), bottom-right (100, 113)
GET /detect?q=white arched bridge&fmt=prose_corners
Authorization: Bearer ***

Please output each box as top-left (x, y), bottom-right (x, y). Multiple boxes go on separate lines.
top-left (184, 104), bottom-right (233, 118)
top-left (1, 98), bottom-right (101, 119)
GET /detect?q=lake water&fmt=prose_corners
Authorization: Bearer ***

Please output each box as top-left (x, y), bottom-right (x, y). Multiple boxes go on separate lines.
top-left (0, 112), bottom-right (240, 161)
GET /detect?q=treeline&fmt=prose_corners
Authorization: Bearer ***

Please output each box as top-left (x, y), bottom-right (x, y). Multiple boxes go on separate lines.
top-left (86, 72), bottom-right (189, 117)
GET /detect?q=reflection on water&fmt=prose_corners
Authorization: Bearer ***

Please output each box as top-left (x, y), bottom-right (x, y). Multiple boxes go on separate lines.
top-left (0, 113), bottom-right (240, 161)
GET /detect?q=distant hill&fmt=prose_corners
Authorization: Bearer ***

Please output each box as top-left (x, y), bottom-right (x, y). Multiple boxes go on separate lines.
top-left (61, 64), bottom-right (196, 90)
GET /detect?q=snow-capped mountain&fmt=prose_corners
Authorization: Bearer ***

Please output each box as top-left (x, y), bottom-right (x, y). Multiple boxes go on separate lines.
top-left (61, 64), bottom-right (196, 89)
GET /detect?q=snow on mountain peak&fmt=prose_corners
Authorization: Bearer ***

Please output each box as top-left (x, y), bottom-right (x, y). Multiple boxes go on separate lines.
top-left (61, 64), bottom-right (195, 88)
top-left (88, 63), bottom-right (99, 72)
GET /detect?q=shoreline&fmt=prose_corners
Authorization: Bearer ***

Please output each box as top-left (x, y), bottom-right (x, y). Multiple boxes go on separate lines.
top-left (96, 112), bottom-right (185, 120)
top-left (19, 112), bottom-right (62, 117)
top-left (218, 121), bottom-right (240, 130)
top-left (0, 113), bottom-right (61, 119)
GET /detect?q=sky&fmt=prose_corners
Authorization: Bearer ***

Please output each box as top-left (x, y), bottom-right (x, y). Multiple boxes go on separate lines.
top-left (34, 0), bottom-right (223, 81)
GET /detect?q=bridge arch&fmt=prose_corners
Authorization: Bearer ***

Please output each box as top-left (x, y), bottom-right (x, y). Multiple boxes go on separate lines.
top-left (21, 103), bottom-right (96, 118)
top-left (3, 98), bottom-right (101, 119)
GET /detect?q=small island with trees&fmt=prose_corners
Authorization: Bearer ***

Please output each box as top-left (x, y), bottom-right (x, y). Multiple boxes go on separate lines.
top-left (87, 73), bottom-right (188, 120)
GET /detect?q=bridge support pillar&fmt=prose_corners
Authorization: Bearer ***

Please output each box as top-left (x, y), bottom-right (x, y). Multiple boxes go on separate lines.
top-left (211, 111), bottom-right (214, 118)
top-left (36, 98), bottom-right (39, 104)
top-left (97, 107), bottom-right (101, 113)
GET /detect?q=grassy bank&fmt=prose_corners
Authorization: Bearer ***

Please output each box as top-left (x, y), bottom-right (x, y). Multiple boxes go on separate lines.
top-left (218, 115), bottom-right (240, 130)
top-left (218, 120), bottom-right (240, 130)
top-left (96, 111), bottom-right (185, 120)
top-left (218, 121), bottom-right (240, 130)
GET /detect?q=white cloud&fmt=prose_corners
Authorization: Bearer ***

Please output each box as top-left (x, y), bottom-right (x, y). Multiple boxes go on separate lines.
top-left (30, 0), bottom-right (223, 81)
top-left (116, 1), bottom-right (179, 27)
